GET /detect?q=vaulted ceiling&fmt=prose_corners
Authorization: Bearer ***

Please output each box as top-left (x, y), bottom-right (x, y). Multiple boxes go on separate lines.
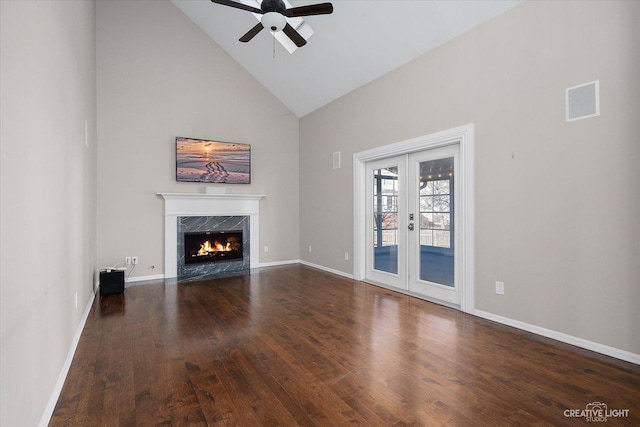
top-left (171, 0), bottom-right (523, 117)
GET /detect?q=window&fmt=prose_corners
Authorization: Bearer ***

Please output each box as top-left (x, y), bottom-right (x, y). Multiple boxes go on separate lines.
top-left (419, 178), bottom-right (452, 249)
top-left (373, 167), bottom-right (398, 247)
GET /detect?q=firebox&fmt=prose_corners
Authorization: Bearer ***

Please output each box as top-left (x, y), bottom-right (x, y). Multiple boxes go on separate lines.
top-left (184, 231), bottom-right (243, 265)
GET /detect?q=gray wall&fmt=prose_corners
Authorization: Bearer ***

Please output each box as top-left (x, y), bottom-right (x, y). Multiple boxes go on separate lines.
top-left (97, 0), bottom-right (300, 277)
top-left (300, 0), bottom-right (640, 355)
top-left (0, 1), bottom-right (98, 425)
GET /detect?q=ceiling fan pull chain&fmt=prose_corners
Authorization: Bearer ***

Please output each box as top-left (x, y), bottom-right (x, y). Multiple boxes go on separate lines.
top-left (273, 34), bottom-right (276, 59)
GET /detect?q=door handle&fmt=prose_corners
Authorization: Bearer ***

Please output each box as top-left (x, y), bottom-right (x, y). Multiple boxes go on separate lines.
top-left (408, 223), bottom-right (414, 231)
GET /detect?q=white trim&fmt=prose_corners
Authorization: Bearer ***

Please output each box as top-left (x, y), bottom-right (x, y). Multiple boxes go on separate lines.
top-left (459, 127), bottom-right (475, 313)
top-left (474, 309), bottom-right (640, 365)
top-left (353, 154), bottom-right (366, 282)
top-left (125, 274), bottom-right (165, 284)
top-left (258, 259), bottom-right (300, 268)
top-left (38, 289), bottom-right (96, 427)
top-left (353, 124), bottom-right (475, 313)
top-left (157, 193), bottom-right (265, 202)
top-left (299, 259), bottom-right (354, 280)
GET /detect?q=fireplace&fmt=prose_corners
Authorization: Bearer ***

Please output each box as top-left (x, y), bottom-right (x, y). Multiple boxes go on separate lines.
top-left (184, 231), bottom-right (243, 265)
top-left (176, 215), bottom-right (250, 281)
top-left (159, 193), bottom-right (264, 280)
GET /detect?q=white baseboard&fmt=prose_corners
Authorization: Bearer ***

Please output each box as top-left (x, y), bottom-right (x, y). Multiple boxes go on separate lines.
top-left (38, 289), bottom-right (96, 427)
top-left (259, 259), bottom-right (300, 268)
top-left (298, 260), bottom-right (354, 280)
top-left (125, 273), bottom-right (165, 284)
top-left (474, 309), bottom-right (640, 365)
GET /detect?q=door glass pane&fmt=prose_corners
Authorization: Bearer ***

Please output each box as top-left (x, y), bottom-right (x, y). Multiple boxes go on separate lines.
top-left (418, 158), bottom-right (454, 286)
top-left (373, 167), bottom-right (398, 274)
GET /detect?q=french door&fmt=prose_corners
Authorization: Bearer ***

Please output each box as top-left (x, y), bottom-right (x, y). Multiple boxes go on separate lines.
top-left (365, 144), bottom-right (461, 306)
top-left (365, 155), bottom-right (408, 289)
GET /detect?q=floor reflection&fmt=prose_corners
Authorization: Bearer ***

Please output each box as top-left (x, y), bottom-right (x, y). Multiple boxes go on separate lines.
top-left (98, 292), bottom-right (126, 316)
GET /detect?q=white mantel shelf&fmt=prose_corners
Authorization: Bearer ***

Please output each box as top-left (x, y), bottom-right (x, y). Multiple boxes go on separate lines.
top-left (158, 193), bottom-right (266, 201)
top-left (157, 192), bottom-right (266, 278)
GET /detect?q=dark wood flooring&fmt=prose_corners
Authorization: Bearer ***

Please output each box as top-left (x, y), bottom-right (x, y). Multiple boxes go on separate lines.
top-left (51, 264), bottom-right (640, 426)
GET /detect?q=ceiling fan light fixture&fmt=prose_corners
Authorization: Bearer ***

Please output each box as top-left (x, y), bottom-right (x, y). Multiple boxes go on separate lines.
top-left (262, 12), bottom-right (286, 32)
top-left (209, 0), bottom-right (332, 47)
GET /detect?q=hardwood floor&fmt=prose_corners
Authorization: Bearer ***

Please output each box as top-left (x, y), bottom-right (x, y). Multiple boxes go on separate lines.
top-left (51, 265), bottom-right (640, 426)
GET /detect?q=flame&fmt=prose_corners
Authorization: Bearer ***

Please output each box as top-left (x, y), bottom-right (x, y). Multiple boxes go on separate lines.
top-left (215, 240), bottom-right (231, 252)
top-left (197, 240), bottom-right (231, 256)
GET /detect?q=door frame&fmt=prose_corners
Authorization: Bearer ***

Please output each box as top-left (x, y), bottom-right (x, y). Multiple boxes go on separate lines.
top-left (353, 124), bottom-right (475, 313)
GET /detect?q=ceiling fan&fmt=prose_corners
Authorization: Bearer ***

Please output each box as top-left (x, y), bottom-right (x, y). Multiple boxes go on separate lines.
top-left (210, 0), bottom-right (333, 47)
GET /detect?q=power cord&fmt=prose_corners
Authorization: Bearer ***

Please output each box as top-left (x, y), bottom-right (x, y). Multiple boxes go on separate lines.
top-left (104, 260), bottom-right (136, 283)
top-left (126, 263), bottom-right (135, 281)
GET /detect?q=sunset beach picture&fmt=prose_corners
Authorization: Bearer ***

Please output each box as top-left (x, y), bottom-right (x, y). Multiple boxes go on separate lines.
top-left (176, 137), bottom-right (251, 184)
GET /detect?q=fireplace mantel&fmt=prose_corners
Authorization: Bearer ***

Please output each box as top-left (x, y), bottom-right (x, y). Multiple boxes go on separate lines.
top-left (159, 193), bottom-right (265, 201)
top-left (158, 192), bottom-right (266, 278)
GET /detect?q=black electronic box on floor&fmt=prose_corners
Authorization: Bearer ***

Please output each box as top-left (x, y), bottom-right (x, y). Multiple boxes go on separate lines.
top-left (99, 269), bottom-right (125, 296)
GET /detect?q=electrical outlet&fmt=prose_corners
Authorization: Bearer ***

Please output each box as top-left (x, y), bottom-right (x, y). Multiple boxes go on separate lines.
top-left (125, 257), bottom-right (132, 265)
top-left (132, 256), bottom-right (138, 265)
top-left (308, 245), bottom-right (312, 252)
top-left (264, 245), bottom-right (269, 253)
top-left (496, 281), bottom-right (505, 295)
top-left (344, 252), bottom-right (349, 261)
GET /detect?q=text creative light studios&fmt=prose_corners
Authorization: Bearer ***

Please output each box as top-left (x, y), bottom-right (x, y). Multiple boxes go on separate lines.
top-left (564, 402), bottom-right (630, 422)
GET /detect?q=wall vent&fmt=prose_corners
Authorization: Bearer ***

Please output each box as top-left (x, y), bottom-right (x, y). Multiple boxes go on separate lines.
top-left (566, 80), bottom-right (599, 122)
top-left (333, 151), bottom-right (341, 169)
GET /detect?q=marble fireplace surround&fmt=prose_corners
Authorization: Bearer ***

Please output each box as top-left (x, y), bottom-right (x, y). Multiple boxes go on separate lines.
top-left (158, 193), bottom-right (265, 279)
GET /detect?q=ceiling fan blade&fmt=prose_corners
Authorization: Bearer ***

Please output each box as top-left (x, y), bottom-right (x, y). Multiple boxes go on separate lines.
top-left (210, 0), bottom-right (263, 15)
top-left (239, 22), bottom-right (264, 42)
top-left (282, 23), bottom-right (307, 47)
top-left (284, 2), bottom-right (333, 18)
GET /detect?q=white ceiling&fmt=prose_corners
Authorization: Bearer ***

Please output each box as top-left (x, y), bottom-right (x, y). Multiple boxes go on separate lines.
top-left (171, 0), bottom-right (522, 117)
